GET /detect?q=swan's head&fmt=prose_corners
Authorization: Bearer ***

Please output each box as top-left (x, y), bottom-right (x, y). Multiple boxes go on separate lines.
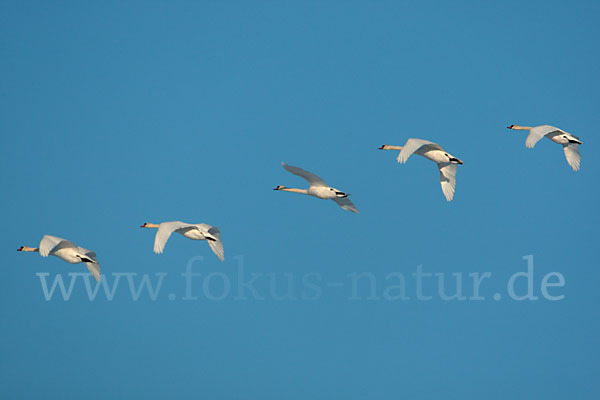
top-left (273, 185), bottom-right (286, 191)
top-left (17, 246), bottom-right (37, 252)
top-left (507, 124), bottom-right (530, 131)
top-left (378, 144), bottom-right (387, 150)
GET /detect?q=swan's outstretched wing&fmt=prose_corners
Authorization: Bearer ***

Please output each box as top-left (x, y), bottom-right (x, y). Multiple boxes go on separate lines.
top-left (438, 162), bottom-right (458, 202)
top-left (207, 237), bottom-right (224, 262)
top-left (397, 139), bottom-right (443, 163)
top-left (332, 197), bottom-right (359, 213)
top-left (78, 246), bottom-right (101, 282)
top-left (563, 143), bottom-right (581, 171)
top-left (282, 162), bottom-right (327, 187)
top-left (154, 221), bottom-right (195, 254)
top-left (525, 125), bottom-right (561, 148)
top-left (197, 224), bottom-right (224, 261)
top-left (85, 262), bottom-right (101, 282)
top-left (39, 235), bottom-right (77, 257)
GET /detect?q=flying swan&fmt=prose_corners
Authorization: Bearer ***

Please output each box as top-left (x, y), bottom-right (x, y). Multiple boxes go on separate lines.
top-left (507, 124), bottom-right (582, 171)
top-left (274, 162), bottom-right (358, 213)
top-left (140, 221), bottom-right (224, 261)
top-left (17, 235), bottom-right (101, 281)
top-left (379, 139), bottom-right (464, 201)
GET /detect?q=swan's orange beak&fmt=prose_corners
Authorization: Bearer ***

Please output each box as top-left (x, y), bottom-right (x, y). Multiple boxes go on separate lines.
top-left (140, 223), bottom-right (147, 228)
top-left (378, 145), bottom-right (385, 150)
top-left (507, 125), bottom-right (514, 129)
top-left (17, 246), bottom-right (23, 251)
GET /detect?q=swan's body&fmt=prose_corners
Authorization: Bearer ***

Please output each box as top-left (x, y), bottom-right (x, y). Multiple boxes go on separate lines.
top-left (141, 221), bottom-right (224, 261)
top-left (379, 139), bottom-right (464, 201)
top-left (507, 124), bottom-right (582, 171)
top-left (274, 162), bottom-right (358, 213)
top-left (17, 235), bottom-right (101, 281)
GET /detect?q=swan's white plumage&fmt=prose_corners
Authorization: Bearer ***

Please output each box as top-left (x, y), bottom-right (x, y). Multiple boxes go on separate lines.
top-left (39, 235), bottom-right (76, 257)
top-left (333, 196), bottom-right (359, 213)
top-left (438, 163), bottom-right (458, 202)
top-left (153, 221), bottom-right (224, 261)
top-left (37, 235), bottom-right (100, 281)
top-left (397, 139), bottom-right (443, 164)
top-left (382, 138), bottom-right (463, 201)
top-left (510, 124), bottom-right (582, 171)
top-left (278, 162), bottom-right (358, 213)
top-left (563, 143), bottom-right (581, 171)
top-left (525, 125), bottom-right (561, 149)
top-left (154, 221), bottom-right (191, 254)
top-left (282, 163), bottom-right (327, 186)
top-left (85, 263), bottom-right (101, 281)
top-left (205, 227), bottom-right (224, 262)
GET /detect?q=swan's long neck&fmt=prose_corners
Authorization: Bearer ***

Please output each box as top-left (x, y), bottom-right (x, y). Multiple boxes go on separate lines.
top-left (379, 144), bottom-right (404, 150)
top-left (18, 246), bottom-right (39, 252)
top-left (281, 188), bottom-right (309, 194)
top-left (274, 186), bottom-right (309, 195)
top-left (508, 125), bottom-right (532, 131)
top-left (141, 223), bottom-right (160, 229)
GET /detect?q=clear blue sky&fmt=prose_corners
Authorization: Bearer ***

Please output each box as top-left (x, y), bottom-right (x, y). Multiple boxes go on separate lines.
top-left (1, 1), bottom-right (599, 399)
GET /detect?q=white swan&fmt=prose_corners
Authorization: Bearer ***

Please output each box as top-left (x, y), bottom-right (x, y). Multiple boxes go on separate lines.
top-left (507, 124), bottom-right (582, 171)
top-left (274, 162), bottom-right (358, 213)
top-left (379, 139), bottom-right (464, 201)
top-left (141, 221), bottom-right (224, 261)
top-left (17, 235), bottom-right (101, 281)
